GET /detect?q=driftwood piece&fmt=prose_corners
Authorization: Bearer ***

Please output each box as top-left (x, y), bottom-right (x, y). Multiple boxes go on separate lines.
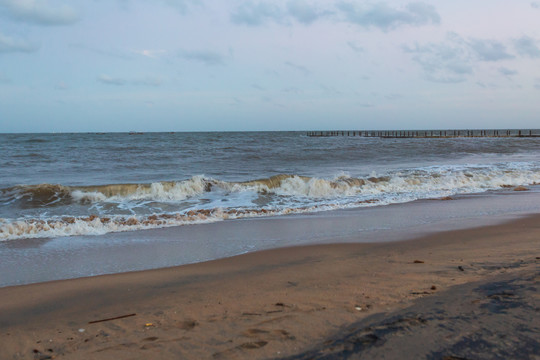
top-left (88, 313), bottom-right (136, 324)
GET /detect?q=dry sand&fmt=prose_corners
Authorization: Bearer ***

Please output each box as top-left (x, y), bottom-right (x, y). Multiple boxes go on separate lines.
top-left (1, 214), bottom-right (539, 359)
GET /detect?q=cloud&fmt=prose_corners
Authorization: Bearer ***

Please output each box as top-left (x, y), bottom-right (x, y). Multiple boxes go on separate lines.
top-left (287, 0), bottom-right (329, 24)
top-left (230, 1), bottom-right (438, 29)
top-left (336, 2), bottom-right (440, 31)
top-left (119, 0), bottom-right (201, 14)
top-left (347, 41), bottom-right (364, 53)
top-left (513, 36), bottom-right (540, 58)
top-left (133, 49), bottom-right (166, 58)
top-left (97, 75), bottom-right (162, 86)
top-left (0, 0), bottom-right (79, 26)
top-left (97, 75), bottom-right (126, 86)
top-left (180, 50), bottom-right (225, 65)
top-left (405, 33), bottom-right (518, 83)
top-left (284, 61), bottom-right (310, 76)
top-left (498, 67), bottom-right (518, 76)
top-left (403, 33), bottom-right (472, 83)
top-left (531, 2), bottom-right (539, 8)
top-left (468, 39), bottom-right (513, 61)
top-left (160, 0), bottom-right (201, 13)
top-left (535, 78), bottom-right (540, 90)
top-left (231, 0), bottom-right (331, 26)
top-left (0, 32), bottom-right (39, 53)
top-left (230, 1), bottom-right (282, 26)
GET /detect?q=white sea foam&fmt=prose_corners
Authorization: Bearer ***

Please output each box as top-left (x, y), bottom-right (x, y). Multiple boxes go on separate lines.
top-left (0, 205), bottom-right (349, 241)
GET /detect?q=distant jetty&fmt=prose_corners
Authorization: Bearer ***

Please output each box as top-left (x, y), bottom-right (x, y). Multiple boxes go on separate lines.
top-left (307, 129), bottom-right (540, 138)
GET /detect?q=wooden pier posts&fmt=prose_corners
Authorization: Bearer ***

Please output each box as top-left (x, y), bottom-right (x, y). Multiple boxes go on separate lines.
top-left (307, 129), bottom-right (539, 138)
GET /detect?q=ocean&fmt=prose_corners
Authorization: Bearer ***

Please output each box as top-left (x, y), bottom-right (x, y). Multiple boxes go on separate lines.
top-left (2, 131), bottom-right (540, 242)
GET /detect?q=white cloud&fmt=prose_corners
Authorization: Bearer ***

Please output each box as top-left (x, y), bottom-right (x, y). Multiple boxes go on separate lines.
top-left (0, 32), bottom-right (39, 53)
top-left (118, 0), bottom-right (202, 14)
top-left (286, 0), bottom-right (330, 24)
top-left (230, 1), bottom-right (440, 30)
top-left (405, 33), bottom-right (518, 83)
top-left (347, 41), bottom-right (364, 53)
top-left (133, 49), bottom-right (166, 58)
top-left (0, 0), bottom-right (79, 26)
top-left (97, 75), bottom-right (126, 86)
top-left (160, 0), bottom-right (201, 13)
top-left (284, 61), bottom-right (310, 76)
top-left (97, 75), bottom-right (162, 86)
top-left (498, 67), bottom-right (518, 76)
top-left (513, 36), bottom-right (540, 58)
top-left (468, 39), bottom-right (513, 62)
top-left (230, 1), bottom-right (282, 26)
top-left (180, 50), bottom-right (225, 66)
top-left (404, 33), bottom-right (472, 83)
top-left (336, 2), bottom-right (440, 31)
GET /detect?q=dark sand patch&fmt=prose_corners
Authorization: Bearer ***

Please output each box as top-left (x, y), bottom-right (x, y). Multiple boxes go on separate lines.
top-left (284, 268), bottom-right (540, 359)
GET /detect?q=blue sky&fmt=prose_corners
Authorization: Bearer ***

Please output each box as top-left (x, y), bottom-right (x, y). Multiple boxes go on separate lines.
top-left (1, 0), bottom-right (539, 132)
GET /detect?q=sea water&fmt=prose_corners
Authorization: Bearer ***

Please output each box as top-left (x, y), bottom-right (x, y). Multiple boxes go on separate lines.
top-left (2, 131), bottom-right (540, 286)
top-left (1, 131), bottom-right (540, 241)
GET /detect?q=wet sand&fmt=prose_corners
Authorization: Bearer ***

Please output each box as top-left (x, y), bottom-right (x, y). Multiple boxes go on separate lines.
top-left (1, 214), bottom-right (539, 359)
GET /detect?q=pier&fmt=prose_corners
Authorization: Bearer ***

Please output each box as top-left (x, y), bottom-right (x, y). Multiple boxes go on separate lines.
top-left (306, 129), bottom-right (540, 138)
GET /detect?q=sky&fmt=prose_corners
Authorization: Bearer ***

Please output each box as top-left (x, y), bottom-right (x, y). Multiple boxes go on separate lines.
top-left (1, 0), bottom-right (539, 132)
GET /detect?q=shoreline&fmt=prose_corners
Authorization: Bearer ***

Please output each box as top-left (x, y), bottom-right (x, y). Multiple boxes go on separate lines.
top-left (1, 212), bottom-right (540, 359)
top-left (2, 188), bottom-right (540, 288)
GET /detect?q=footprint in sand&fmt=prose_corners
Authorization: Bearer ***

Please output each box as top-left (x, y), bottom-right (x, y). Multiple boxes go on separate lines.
top-left (239, 341), bottom-right (268, 349)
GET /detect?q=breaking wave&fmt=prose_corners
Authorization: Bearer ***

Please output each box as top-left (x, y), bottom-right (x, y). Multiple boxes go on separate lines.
top-left (0, 176), bottom-right (214, 206)
top-left (0, 202), bottom-right (378, 241)
top-left (1, 163), bottom-right (539, 241)
top-left (0, 174), bottom-right (390, 207)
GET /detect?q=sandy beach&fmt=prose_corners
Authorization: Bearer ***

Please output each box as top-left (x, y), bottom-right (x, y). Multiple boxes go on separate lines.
top-left (3, 0), bottom-right (540, 358)
top-left (1, 212), bottom-right (539, 359)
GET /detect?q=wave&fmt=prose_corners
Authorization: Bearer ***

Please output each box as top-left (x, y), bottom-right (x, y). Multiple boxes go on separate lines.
top-left (0, 174), bottom-right (373, 207)
top-left (1, 164), bottom-right (539, 240)
top-left (0, 184), bottom-right (73, 207)
top-left (0, 200), bottom-right (379, 241)
top-left (0, 176), bottom-right (214, 207)
top-left (2, 167), bottom-right (540, 208)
